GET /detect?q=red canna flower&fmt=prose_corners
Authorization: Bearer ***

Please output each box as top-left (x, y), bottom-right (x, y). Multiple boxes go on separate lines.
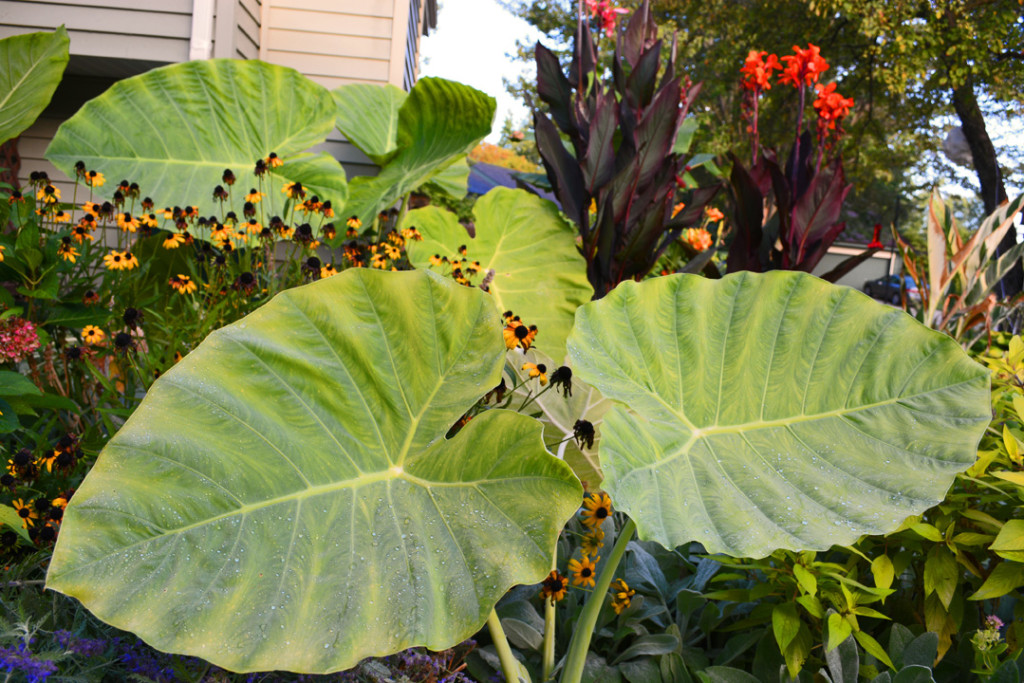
top-left (812, 81), bottom-right (854, 129)
top-left (740, 50), bottom-right (781, 91)
top-left (585, 0), bottom-right (629, 37)
top-left (779, 44), bottom-right (829, 88)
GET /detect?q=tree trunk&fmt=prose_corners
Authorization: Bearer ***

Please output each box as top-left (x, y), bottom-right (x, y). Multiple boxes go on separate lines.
top-left (951, 76), bottom-right (1021, 297)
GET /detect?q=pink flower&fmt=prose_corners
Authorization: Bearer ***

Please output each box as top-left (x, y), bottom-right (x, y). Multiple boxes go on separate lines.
top-left (585, 0), bottom-right (629, 37)
top-left (0, 317), bottom-right (40, 364)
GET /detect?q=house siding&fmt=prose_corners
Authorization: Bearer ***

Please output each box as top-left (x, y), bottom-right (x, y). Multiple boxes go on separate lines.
top-left (0, 0), bottom-right (193, 62)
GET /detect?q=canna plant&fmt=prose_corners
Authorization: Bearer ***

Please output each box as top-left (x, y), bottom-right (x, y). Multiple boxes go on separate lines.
top-left (533, 0), bottom-right (720, 298)
top-left (47, 265), bottom-right (990, 683)
top-left (726, 46), bottom-right (856, 276)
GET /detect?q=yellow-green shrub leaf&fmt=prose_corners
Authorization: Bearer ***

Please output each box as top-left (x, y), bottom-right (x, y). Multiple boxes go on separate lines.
top-left (969, 562), bottom-right (1024, 600)
top-left (568, 272), bottom-right (990, 557)
top-left (772, 602), bottom-right (801, 652)
top-left (871, 555), bottom-right (895, 591)
top-left (990, 519), bottom-right (1024, 562)
top-left (46, 269), bottom-right (582, 673)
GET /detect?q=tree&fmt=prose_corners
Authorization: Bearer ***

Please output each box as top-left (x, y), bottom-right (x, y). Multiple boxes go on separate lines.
top-left (501, 0), bottom-right (1023, 265)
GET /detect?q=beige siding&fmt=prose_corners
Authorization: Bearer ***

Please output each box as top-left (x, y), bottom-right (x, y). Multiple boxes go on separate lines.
top-left (811, 245), bottom-right (898, 289)
top-left (0, 0), bottom-right (192, 63)
top-left (262, 0), bottom-right (395, 88)
top-left (236, 0), bottom-right (261, 59)
top-left (17, 118), bottom-right (75, 198)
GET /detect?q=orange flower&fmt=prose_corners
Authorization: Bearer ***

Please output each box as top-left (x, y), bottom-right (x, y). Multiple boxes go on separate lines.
top-left (683, 228), bottom-right (713, 252)
top-left (779, 44), bottom-right (828, 88)
top-left (705, 207), bottom-right (724, 223)
top-left (740, 50), bottom-right (781, 91)
top-left (813, 82), bottom-right (854, 130)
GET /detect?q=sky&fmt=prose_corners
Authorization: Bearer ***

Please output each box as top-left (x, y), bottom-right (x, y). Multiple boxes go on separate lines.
top-left (419, 0), bottom-right (542, 142)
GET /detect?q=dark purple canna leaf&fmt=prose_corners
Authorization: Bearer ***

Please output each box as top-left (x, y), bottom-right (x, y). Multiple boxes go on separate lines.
top-left (799, 220), bottom-right (847, 273)
top-left (534, 112), bottom-right (588, 238)
top-left (631, 80), bottom-right (682, 190)
top-left (583, 93), bottom-right (618, 192)
top-left (626, 42), bottom-right (662, 109)
top-left (568, 20), bottom-right (596, 90)
top-left (790, 160), bottom-right (850, 266)
top-left (620, 1), bottom-right (657, 67)
top-left (726, 154), bottom-right (767, 273)
top-left (818, 246), bottom-right (880, 283)
top-left (535, 43), bottom-right (575, 135)
top-left (666, 184), bottom-right (721, 230)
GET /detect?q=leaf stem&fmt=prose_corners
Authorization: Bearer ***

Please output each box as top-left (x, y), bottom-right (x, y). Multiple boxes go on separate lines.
top-left (487, 608), bottom-right (524, 683)
top-left (542, 555), bottom-right (557, 680)
top-left (559, 517), bottom-right (636, 683)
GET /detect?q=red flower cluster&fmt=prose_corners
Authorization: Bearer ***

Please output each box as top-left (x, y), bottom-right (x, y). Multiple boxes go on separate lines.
top-left (779, 43), bottom-right (829, 88)
top-left (585, 0), bottom-right (629, 37)
top-left (812, 82), bottom-right (855, 129)
top-left (740, 50), bottom-right (781, 91)
top-left (0, 317), bottom-right (40, 363)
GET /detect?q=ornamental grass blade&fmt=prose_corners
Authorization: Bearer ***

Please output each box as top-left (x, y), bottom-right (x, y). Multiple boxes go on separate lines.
top-left (47, 269), bottom-right (582, 673)
top-left (45, 59), bottom-right (340, 212)
top-left (0, 27), bottom-right (68, 145)
top-left (568, 271), bottom-right (990, 558)
top-left (406, 186), bottom-right (593, 362)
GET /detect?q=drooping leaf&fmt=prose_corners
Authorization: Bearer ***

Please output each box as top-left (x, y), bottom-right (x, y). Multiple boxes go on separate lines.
top-left (331, 83), bottom-right (408, 165)
top-left (269, 152), bottom-right (348, 210)
top-left (406, 187), bottom-right (593, 362)
top-left (47, 269), bottom-right (582, 673)
top-left (509, 348), bottom-right (612, 491)
top-left (0, 27), bottom-right (69, 145)
top-left (568, 271), bottom-right (990, 557)
top-left (419, 158), bottom-right (470, 200)
top-left (46, 59), bottom-right (340, 212)
top-left (338, 78), bottom-right (494, 229)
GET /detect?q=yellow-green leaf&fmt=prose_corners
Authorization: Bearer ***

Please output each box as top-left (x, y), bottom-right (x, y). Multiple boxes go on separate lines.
top-left (990, 519), bottom-right (1024, 562)
top-left (871, 555), bottom-right (895, 592)
top-left (793, 564), bottom-right (817, 596)
top-left (772, 602), bottom-right (801, 652)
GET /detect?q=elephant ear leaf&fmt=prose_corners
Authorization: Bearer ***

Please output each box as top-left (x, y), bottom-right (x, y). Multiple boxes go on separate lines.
top-left (0, 27), bottom-right (69, 145)
top-left (568, 271), bottom-right (990, 557)
top-left (46, 59), bottom-right (342, 212)
top-left (47, 269), bottom-right (582, 674)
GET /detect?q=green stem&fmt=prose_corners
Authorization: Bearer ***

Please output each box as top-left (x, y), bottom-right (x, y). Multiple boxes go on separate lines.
top-left (488, 608), bottom-right (523, 683)
top-left (542, 556), bottom-right (557, 680)
top-left (559, 518), bottom-right (636, 683)
top-left (393, 192), bottom-right (411, 236)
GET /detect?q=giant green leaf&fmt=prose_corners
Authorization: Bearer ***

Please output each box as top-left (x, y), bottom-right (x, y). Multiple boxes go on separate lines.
top-left (336, 77), bottom-right (494, 229)
top-left (47, 269), bottom-right (582, 673)
top-left (332, 83), bottom-right (408, 165)
top-left (46, 59), bottom-right (342, 212)
top-left (568, 271), bottom-right (990, 557)
top-left (0, 27), bottom-right (69, 145)
top-left (407, 186), bottom-right (592, 362)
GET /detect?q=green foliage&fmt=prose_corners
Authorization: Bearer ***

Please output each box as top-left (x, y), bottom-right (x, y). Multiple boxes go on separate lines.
top-left (0, 27), bottom-right (68, 145)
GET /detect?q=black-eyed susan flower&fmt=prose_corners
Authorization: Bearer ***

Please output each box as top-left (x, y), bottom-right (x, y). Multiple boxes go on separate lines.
top-left (580, 528), bottom-right (604, 556)
top-left (346, 215), bottom-right (362, 232)
top-left (123, 251), bottom-right (139, 270)
top-left (371, 253), bottom-right (387, 269)
top-left (74, 161), bottom-right (86, 177)
top-left (222, 169), bottom-right (236, 185)
top-left (321, 201), bottom-right (335, 218)
top-left (321, 223), bottom-right (336, 240)
top-left (12, 499), bottom-right (38, 529)
top-left (123, 307), bottom-right (143, 329)
top-left (610, 578), bottom-right (635, 614)
top-left (244, 218), bottom-right (263, 235)
top-left (57, 237), bottom-right (79, 263)
top-left (140, 213), bottom-right (159, 229)
top-left (113, 331), bottom-right (134, 353)
top-left (36, 184), bottom-right (60, 204)
top-left (116, 212), bottom-right (139, 232)
top-left (84, 170), bottom-right (105, 188)
top-left (234, 271), bottom-right (257, 295)
top-left (36, 450), bottom-right (58, 473)
top-left (169, 274), bottom-right (197, 294)
top-left (321, 264), bottom-right (338, 278)
top-left (52, 210), bottom-right (70, 223)
top-left (82, 325), bottom-right (105, 345)
top-left (540, 570), bottom-right (569, 604)
top-left (522, 362), bottom-right (548, 385)
top-left (402, 226), bottom-right (422, 241)
top-left (82, 290), bottom-right (100, 305)
top-left (163, 232), bottom-right (185, 249)
top-left (550, 366), bottom-right (572, 397)
top-left (282, 181), bottom-right (305, 200)
top-left (429, 254), bottom-right (444, 267)
top-left (573, 419), bottom-right (595, 449)
top-left (569, 555), bottom-right (599, 588)
top-left (581, 492), bottom-right (612, 528)
top-left (8, 190), bottom-right (23, 204)
top-left (103, 250), bottom-right (129, 270)
top-left (384, 244), bottom-right (402, 260)
top-left (82, 201), bottom-right (101, 215)
top-left (265, 152), bottom-right (283, 168)
top-left (245, 188), bottom-right (265, 203)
